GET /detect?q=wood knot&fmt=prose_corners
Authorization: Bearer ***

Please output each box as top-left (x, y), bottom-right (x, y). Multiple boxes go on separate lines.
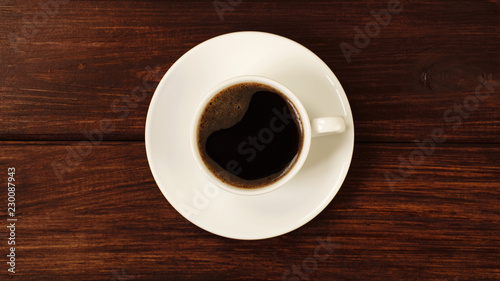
top-left (417, 57), bottom-right (485, 91)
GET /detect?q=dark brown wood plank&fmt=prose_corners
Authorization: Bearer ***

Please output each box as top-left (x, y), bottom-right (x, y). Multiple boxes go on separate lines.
top-left (0, 142), bottom-right (498, 280)
top-left (1, 1), bottom-right (499, 142)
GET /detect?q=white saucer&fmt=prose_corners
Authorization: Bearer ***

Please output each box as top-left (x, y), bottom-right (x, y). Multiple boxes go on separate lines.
top-left (145, 31), bottom-right (354, 240)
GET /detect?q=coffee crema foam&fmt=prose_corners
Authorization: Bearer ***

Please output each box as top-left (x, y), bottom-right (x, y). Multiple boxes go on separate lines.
top-left (197, 82), bottom-right (303, 189)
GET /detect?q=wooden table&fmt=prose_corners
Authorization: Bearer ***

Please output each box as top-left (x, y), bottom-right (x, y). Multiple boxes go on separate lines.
top-left (1, 0), bottom-right (499, 280)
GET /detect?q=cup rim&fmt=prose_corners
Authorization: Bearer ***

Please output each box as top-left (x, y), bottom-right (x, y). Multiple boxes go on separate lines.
top-left (190, 75), bottom-right (312, 196)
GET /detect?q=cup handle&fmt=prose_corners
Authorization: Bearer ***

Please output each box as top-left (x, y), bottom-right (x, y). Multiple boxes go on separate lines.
top-left (311, 117), bottom-right (346, 137)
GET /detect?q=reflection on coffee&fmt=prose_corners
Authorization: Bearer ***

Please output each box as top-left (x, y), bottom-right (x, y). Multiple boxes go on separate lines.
top-left (197, 82), bottom-right (304, 188)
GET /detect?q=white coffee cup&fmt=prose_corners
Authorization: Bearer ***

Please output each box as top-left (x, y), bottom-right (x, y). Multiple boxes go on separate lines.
top-left (191, 75), bottom-right (345, 196)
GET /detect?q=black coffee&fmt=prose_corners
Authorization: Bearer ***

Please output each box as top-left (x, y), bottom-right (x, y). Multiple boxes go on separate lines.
top-left (197, 82), bottom-right (304, 189)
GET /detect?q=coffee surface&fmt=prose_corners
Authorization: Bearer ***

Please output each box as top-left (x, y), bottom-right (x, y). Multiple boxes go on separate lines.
top-left (197, 82), bottom-right (303, 188)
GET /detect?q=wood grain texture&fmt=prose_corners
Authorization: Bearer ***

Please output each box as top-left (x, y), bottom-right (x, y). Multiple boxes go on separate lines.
top-left (0, 143), bottom-right (498, 280)
top-left (1, 0), bottom-right (499, 280)
top-left (1, 0), bottom-right (499, 142)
